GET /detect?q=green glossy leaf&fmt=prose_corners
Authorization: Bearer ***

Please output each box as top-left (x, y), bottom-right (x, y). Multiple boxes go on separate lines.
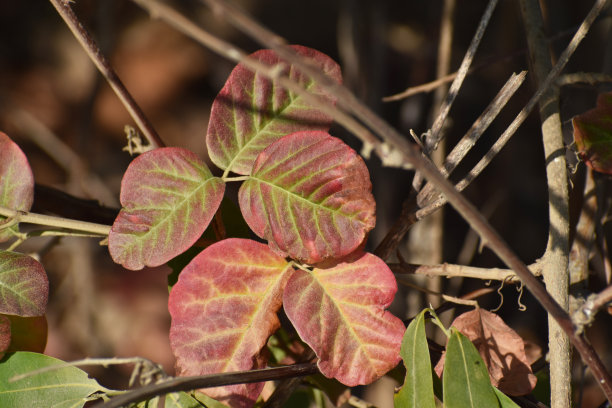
top-left (572, 93), bottom-right (612, 174)
top-left (0, 132), bottom-right (34, 242)
top-left (493, 387), bottom-right (520, 408)
top-left (239, 131), bottom-right (375, 263)
top-left (443, 329), bottom-right (499, 408)
top-left (394, 309), bottom-right (435, 408)
top-left (109, 147), bottom-right (225, 270)
top-left (0, 251), bottom-right (48, 316)
top-left (206, 45), bottom-right (342, 175)
top-left (0, 352), bottom-right (103, 408)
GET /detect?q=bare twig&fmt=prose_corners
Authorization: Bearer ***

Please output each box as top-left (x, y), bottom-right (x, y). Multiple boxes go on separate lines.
top-left (426, 0), bottom-right (500, 153)
top-left (557, 72), bottom-right (612, 86)
top-left (48, 0), bottom-right (164, 149)
top-left (94, 363), bottom-right (319, 408)
top-left (417, 71), bottom-right (527, 206)
top-left (390, 260), bottom-right (543, 282)
top-left (570, 168), bottom-right (597, 286)
top-left (0, 205), bottom-right (110, 236)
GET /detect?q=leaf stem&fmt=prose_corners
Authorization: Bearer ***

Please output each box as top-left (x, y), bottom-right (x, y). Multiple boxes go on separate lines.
top-left (0, 206), bottom-right (111, 236)
top-left (222, 175), bottom-right (250, 183)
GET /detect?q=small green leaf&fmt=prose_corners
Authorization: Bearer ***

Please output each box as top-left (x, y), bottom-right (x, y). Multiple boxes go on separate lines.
top-left (0, 352), bottom-right (103, 408)
top-left (442, 329), bottom-right (499, 408)
top-left (493, 387), bottom-right (520, 408)
top-left (394, 309), bottom-right (435, 408)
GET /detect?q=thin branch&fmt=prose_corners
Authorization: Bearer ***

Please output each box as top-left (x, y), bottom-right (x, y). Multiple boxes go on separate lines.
top-left (417, 71), bottom-right (527, 206)
top-left (426, 0), bottom-right (500, 153)
top-left (390, 261), bottom-right (543, 283)
top-left (48, 0), bottom-right (164, 149)
top-left (570, 168), bottom-right (597, 286)
top-left (557, 72), bottom-right (612, 86)
top-left (577, 285), bottom-right (612, 328)
top-left (94, 363), bottom-right (319, 408)
top-left (0, 206), bottom-right (111, 236)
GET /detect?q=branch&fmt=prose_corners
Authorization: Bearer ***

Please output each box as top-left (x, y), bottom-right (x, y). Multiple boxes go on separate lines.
top-left (0, 205), bottom-right (110, 236)
top-left (390, 261), bottom-right (543, 283)
top-left (48, 0), bottom-right (164, 149)
top-left (94, 363), bottom-right (319, 408)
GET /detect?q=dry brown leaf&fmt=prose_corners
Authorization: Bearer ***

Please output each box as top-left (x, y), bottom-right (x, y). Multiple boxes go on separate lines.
top-left (434, 308), bottom-right (537, 396)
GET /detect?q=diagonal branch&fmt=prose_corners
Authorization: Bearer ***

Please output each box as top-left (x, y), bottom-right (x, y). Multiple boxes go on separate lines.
top-left (48, 0), bottom-right (164, 149)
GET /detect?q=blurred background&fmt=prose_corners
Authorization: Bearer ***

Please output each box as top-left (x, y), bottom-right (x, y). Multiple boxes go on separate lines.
top-left (1, 0), bottom-right (611, 406)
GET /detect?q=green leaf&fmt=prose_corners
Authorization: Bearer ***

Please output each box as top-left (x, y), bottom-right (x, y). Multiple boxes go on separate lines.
top-left (492, 387), bottom-right (520, 408)
top-left (442, 329), bottom-right (499, 408)
top-left (0, 352), bottom-right (103, 408)
top-left (132, 391), bottom-right (213, 408)
top-left (394, 309), bottom-right (435, 408)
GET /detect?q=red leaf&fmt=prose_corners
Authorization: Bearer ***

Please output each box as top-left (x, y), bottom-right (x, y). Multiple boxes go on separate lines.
top-left (206, 45), bottom-right (342, 175)
top-left (283, 251), bottom-right (404, 386)
top-left (0, 132), bottom-right (34, 242)
top-left (434, 309), bottom-right (537, 396)
top-left (239, 131), bottom-right (375, 263)
top-left (169, 238), bottom-right (293, 408)
top-left (572, 92), bottom-right (612, 174)
top-left (109, 147), bottom-right (225, 270)
top-left (0, 251), bottom-right (48, 317)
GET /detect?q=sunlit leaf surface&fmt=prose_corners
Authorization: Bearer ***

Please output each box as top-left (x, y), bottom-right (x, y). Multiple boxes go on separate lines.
top-left (0, 352), bottom-right (102, 408)
top-left (239, 131), bottom-right (375, 263)
top-left (206, 45), bottom-right (342, 175)
top-left (394, 309), bottom-right (435, 408)
top-left (0, 251), bottom-right (48, 317)
top-left (0, 132), bottom-right (34, 242)
top-left (109, 147), bottom-right (225, 270)
top-left (283, 251), bottom-right (404, 386)
top-left (169, 239), bottom-right (293, 408)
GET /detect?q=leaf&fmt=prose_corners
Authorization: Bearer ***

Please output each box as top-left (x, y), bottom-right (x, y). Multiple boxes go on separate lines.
top-left (434, 309), bottom-right (536, 396)
top-left (239, 131), bottom-right (375, 263)
top-left (394, 309), bottom-right (435, 408)
top-left (109, 147), bottom-right (225, 270)
top-left (572, 93), bottom-right (612, 174)
top-left (133, 391), bottom-right (213, 408)
top-left (206, 45), bottom-right (342, 175)
top-left (0, 251), bottom-right (48, 316)
top-left (442, 329), bottom-right (499, 408)
top-left (493, 387), bottom-right (520, 408)
top-left (0, 132), bottom-right (34, 242)
top-left (169, 238), bottom-right (293, 408)
top-left (4, 314), bottom-right (47, 354)
top-left (167, 197), bottom-right (251, 288)
top-left (0, 351), bottom-right (103, 408)
top-left (283, 251), bottom-right (405, 386)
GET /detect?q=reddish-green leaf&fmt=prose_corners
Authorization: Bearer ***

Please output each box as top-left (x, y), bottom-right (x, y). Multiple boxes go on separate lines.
top-left (0, 132), bottom-right (34, 242)
top-left (283, 251), bottom-right (405, 386)
top-left (239, 131), bottom-right (375, 263)
top-left (109, 147), bottom-right (225, 270)
top-left (206, 45), bottom-right (342, 175)
top-left (572, 93), bottom-right (612, 174)
top-left (0, 251), bottom-right (48, 317)
top-left (169, 238), bottom-right (293, 408)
